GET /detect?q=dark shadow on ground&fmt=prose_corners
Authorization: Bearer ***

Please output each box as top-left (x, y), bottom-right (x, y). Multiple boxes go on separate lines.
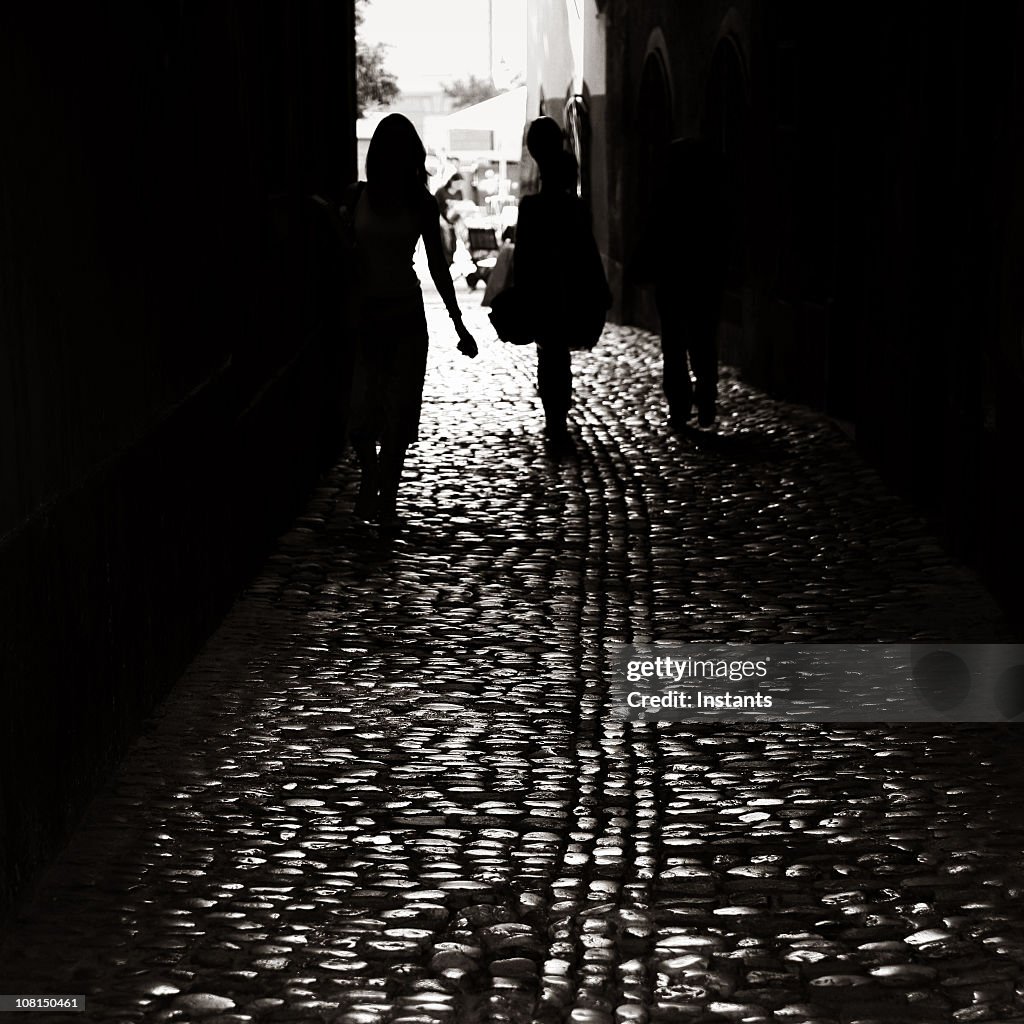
top-left (676, 425), bottom-right (792, 462)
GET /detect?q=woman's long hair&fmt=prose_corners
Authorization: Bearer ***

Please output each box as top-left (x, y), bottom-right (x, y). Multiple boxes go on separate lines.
top-left (365, 113), bottom-right (428, 212)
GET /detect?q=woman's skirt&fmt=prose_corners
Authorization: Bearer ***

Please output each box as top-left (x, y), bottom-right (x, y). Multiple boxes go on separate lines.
top-left (348, 293), bottom-right (429, 447)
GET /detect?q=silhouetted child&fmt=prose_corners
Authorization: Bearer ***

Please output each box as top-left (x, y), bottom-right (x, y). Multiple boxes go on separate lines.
top-left (513, 117), bottom-right (611, 446)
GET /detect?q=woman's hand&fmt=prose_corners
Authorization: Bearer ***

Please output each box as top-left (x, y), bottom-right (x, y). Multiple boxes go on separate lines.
top-left (455, 320), bottom-right (478, 358)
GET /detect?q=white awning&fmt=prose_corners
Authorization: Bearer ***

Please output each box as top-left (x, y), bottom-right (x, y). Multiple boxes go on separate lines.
top-left (439, 86), bottom-right (527, 160)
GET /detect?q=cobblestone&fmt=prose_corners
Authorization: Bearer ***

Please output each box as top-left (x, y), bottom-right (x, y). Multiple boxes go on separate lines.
top-left (1, 286), bottom-right (1022, 1023)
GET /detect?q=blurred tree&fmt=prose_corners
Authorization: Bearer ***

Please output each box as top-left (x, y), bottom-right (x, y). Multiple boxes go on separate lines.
top-left (355, 0), bottom-right (399, 116)
top-left (443, 74), bottom-right (503, 110)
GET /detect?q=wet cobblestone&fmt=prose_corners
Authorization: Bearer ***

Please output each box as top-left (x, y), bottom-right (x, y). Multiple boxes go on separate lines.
top-left (2, 287), bottom-right (1022, 1023)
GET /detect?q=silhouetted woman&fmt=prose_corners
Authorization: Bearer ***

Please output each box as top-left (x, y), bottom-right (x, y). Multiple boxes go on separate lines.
top-left (341, 114), bottom-right (478, 524)
top-left (513, 117), bottom-right (611, 446)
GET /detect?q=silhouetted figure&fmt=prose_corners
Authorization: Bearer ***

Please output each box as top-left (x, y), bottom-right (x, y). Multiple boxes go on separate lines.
top-left (637, 138), bottom-right (727, 430)
top-left (514, 117), bottom-right (611, 446)
top-left (333, 114), bottom-right (478, 525)
top-left (434, 171), bottom-right (463, 266)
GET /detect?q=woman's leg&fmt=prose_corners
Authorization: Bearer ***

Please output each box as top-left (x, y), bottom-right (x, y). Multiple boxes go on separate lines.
top-left (662, 339), bottom-right (694, 427)
top-left (353, 439), bottom-right (379, 518)
top-left (689, 300), bottom-right (720, 427)
top-left (536, 341), bottom-right (572, 438)
top-left (377, 443), bottom-right (407, 523)
top-left (658, 300), bottom-right (694, 427)
top-left (362, 294), bottom-right (425, 524)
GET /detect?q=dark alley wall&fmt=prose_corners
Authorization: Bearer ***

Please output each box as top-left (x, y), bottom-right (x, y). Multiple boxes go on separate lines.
top-left (603, 1), bottom-right (1024, 626)
top-left (0, 3), bottom-right (356, 915)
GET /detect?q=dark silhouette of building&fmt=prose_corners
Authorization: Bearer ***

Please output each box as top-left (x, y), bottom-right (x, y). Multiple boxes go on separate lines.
top-left (0, 3), bottom-right (356, 915)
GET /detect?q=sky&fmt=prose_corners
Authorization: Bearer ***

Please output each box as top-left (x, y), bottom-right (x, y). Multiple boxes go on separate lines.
top-left (358, 0), bottom-right (527, 94)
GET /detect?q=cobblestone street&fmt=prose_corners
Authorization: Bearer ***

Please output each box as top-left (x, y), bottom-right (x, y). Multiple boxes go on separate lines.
top-left (3, 289), bottom-right (1024, 1023)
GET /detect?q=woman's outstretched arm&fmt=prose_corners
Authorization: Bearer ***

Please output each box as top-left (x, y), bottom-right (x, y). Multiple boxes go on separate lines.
top-left (419, 194), bottom-right (478, 356)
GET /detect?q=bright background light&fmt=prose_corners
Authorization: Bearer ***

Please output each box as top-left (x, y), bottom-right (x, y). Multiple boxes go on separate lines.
top-left (358, 0), bottom-right (527, 93)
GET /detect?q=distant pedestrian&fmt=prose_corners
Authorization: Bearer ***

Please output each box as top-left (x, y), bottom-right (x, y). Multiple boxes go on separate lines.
top-left (327, 114), bottom-right (478, 525)
top-left (634, 138), bottom-right (727, 430)
top-left (434, 172), bottom-right (463, 266)
top-left (513, 117), bottom-right (611, 447)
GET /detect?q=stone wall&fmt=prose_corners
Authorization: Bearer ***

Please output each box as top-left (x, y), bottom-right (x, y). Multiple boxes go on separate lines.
top-left (0, 1), bottom-right (357, 915)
